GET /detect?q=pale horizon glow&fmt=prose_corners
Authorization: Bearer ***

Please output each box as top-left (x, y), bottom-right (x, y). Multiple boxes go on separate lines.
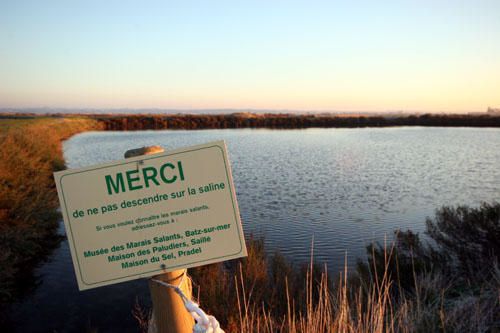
top-left (1, 1), bottom-right (499, 113)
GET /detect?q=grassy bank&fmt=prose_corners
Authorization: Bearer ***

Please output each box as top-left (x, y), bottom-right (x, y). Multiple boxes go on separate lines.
top-left (3, 113), bottom-right (500, 130)
top-left (181, 203), bottom-right (499, 332)
top-left (0, 117), bottom-right (102, 304)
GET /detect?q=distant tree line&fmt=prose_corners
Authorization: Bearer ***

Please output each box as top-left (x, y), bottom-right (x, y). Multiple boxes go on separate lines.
top-left (92, 113), bottom-right (500, 130)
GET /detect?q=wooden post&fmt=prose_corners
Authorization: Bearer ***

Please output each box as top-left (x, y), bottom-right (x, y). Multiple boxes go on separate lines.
top-left (124, 146), bottom-right (194, 333)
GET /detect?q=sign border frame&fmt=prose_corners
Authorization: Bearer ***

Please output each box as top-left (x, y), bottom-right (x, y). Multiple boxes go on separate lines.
top-left (57, 141), bottom-right (245, 288)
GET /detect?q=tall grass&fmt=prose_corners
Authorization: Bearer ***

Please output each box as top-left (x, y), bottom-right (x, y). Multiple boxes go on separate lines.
top-left (226, 246), bottom-right (498, 333)
top-left (182, 204), bottom-right (500, 332)
top-left (0, 117), bottom-right (102, 305)
top-left (187, 239), bottom-right (397, 332)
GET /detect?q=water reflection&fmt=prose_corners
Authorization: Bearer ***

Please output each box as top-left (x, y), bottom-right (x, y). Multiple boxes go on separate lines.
top-left (7, 127), bottom-right (500, 332)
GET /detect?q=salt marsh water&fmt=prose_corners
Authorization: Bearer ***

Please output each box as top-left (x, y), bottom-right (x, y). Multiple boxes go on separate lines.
top-left (7, 127), bottom-right (500, 332)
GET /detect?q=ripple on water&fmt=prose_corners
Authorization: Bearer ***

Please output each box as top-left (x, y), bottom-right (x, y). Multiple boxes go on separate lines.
top-left (8, 127), bottom-right (500, 332)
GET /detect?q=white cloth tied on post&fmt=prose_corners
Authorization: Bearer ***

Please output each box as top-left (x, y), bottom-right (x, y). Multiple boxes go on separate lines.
top-left (151, 274), bottom-right (225, 333)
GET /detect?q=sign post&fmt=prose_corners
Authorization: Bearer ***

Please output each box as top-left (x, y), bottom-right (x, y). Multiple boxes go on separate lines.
top-left (125, 146), bottom-right (193, 333)
top-left (54, 141), bottom-right (247, 332)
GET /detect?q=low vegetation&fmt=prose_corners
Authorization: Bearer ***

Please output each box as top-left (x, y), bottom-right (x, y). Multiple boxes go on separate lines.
top-left (182, 203), bottom-right (500, 332)
top-left (94, 113), bottom-right (500, 130)
top-left (3, 112), bottom-right (500, 130)
top-left (0, 117), bottom-right (102, 305)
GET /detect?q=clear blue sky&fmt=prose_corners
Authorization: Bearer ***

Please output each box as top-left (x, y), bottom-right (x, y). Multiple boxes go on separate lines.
top-left (1, 0), bottom-right (499, 112)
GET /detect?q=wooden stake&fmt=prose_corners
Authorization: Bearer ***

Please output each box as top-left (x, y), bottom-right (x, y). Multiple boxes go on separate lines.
top-left (124, 146), bottom-right (194, 333)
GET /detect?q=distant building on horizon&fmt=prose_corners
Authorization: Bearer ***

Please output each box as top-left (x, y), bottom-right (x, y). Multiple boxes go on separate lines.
top-left (487, 107), bottom-right (500, 114)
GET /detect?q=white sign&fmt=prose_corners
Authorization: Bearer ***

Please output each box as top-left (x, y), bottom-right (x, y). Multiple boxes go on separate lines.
top-left (54, 141), bottom-right (247, 290)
